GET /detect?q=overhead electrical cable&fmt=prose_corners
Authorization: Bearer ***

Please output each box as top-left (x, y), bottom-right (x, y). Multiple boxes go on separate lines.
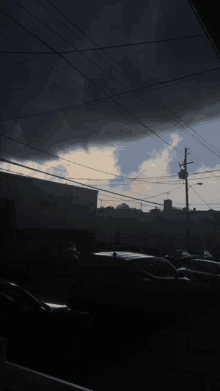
top-left (0, 157), bottom-right (163, 206)
top-left (0, 134), bottom-right (181, 184)
top-left (188, 153), bottom-right (220, 180)
top-left (9, 1), bottom-right (202, 159)
top-left (0, 10), bottom-right (184, 157)
top-left (0, 33), bottom-right (206, 53)
top-left (98, 184), bottom-right (185, 205)
top-left (43, 0), bottom-right (220, 158)
top-left (1, 65), bottom-right (220, 123)
top-left (33, 0), bottom-right (208, 154)
top-left (188, 183), bottom-right (212, 209)
top-left (2, 7), bottom-right (219, 180)
top-left (1, 32), bottom-right (91, 100)
top-left (7, 1), bottom-right (220, 165)
top-left (1, 53), bottom-right (76, 97)
top-left (2, 5), bottom-right (217, 165)
top-left (0, 147), bottom-right (184, 187)
top-left (0, 135), bottom-right (219, 187)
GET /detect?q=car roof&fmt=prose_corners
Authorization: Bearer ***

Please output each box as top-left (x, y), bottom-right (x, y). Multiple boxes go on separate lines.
top-left (0, 279), bottom-right (44, 305)
top-left (190, 258), bottom-right (219, 265)
top-left (0, 279), bottom-right (17, 287)
top-left (92, 251), bottom-right (165, 261)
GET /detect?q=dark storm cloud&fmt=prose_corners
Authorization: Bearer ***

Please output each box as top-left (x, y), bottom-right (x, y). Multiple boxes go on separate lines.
top-left (1, 0), bottom-right (220, 164)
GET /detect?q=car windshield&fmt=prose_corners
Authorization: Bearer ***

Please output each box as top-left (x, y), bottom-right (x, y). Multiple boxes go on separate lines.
top-left (0, 286), bottom-right (39, 310)
top-left (142, 260), bottom-right (177, 278)
top-left (172, 251), bottom-right (191, 260)
top-left (182, 251), bottom-right (191, 257)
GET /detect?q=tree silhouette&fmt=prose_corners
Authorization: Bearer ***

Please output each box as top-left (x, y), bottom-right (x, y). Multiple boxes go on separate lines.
top-left (115, 203), bottom-right (131, 211)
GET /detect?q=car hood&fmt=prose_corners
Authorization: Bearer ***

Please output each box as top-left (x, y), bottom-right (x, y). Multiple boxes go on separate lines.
top-left (41, 301), bottom-right (89, 315)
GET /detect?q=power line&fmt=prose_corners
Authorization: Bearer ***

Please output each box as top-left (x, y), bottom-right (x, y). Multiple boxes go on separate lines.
top-left (1, 65), bottom-right (220, 123)
top-left (33, 0), bottom-right (214, 160)
top-left (188, 183), bottom-right (212, 209)
top-left (104, 184), bottom-right (184, 201)
top-left (2, 7), bottom-right (219, 179)
top-left (1, 135), bottom-right (220, 188)
top-left (12, 0), bottom-right (134, 93)
top-left (1, 31), bottom-right (88, 100)
top-left (1, 135), bottom-right (220, 186)
top-left (0, 167), bottom-right (40, 180)
top-left (188, 169), bottom-right (220, 176)
top-left (98, 184), bottom-right (185, 206)
top-left (0, 149), bottom-right (187, 200)
top-left (42, 0), bottom-right (220, 159)
top-left (0, 148), bottom-right (165, 200)
top-left (0, 134), bottom-right (181, 184)
top-left (3, 4), bottom-right (220, 165)
top-left (187, 0), bottom-right (220, 59)
top-left (1, 165), bottom-right (214, 210)
top-left (1, 53), bottom-right (75, 97)
top-left (2, 8), bottom-right (219, 200)
top-left (0, 33), bottom-right (206, 53)
top-left (41, 0), bottom-right (220, 161)
top-left (0, 157), bottom-right (164, 206)
top-left (4, 3), bottom-right (183, 157)
top-left (189, 153), bottom-right (220, 182)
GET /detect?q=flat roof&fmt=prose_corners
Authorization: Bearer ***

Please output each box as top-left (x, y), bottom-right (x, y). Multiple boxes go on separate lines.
top-left (0, 170), bottom-right (98, 194)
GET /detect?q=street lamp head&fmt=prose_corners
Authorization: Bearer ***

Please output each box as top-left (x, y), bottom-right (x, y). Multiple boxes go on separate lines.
top-left (197, 183), bottom-right (203, 185)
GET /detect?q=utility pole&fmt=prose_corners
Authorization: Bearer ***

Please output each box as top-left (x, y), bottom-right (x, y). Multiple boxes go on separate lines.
top-left (140, 202), bottom-right (142, 211)
top-left (184, 148), bottom-right (190, 252)
top-left (178, 148), bottom-right (193, 252)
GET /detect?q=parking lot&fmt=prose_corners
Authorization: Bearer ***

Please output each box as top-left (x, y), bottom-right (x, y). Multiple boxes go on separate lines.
top-left (4, 289), bottom-right (220, 391)
top-left (4, 250), bottom-right (220, 391)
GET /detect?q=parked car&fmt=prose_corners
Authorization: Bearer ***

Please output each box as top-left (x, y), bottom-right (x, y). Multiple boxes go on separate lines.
top-left (165, 250), bottom-right (193, 268)
top-left (0, 279), bottom-right (91, 368)
top-left (191, 250), bottom-right (213, 260)
top-left (176, 258), bottom-right (220, 292)
top-left (69, 251), bottom-right (191, 317)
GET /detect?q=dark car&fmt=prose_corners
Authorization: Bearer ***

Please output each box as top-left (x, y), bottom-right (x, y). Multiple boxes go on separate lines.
top-left (176, 258), bottom-right (220, 292)
top-left (0, 279), bottom-right (91, 369)
top-left (165, 250), bottom-right (193, 268)
top-left (69, 251), bottom-right (191, 317)
top-left (191, 250), bottom-right (213, 260)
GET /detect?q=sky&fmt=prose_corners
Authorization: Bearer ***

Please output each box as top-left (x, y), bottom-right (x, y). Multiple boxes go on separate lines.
top-left (1, 0), bottom-right (220, 211)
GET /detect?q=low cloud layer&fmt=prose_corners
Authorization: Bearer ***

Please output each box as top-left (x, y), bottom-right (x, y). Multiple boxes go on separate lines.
top-left (1, 0), bottom-right (220, 164)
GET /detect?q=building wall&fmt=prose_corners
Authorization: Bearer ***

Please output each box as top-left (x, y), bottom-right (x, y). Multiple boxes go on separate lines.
top-left (0, 171), bottom-right (98, 230)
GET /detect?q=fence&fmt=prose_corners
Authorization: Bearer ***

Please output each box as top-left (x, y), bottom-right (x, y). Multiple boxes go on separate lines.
top-left (0, 336), bottom-right (93, 391)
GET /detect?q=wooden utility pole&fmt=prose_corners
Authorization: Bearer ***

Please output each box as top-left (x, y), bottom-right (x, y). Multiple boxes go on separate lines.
top-left (178, 148), bottom-right (193, 251)
top-left (184, 148), bottom-right (190, 251)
